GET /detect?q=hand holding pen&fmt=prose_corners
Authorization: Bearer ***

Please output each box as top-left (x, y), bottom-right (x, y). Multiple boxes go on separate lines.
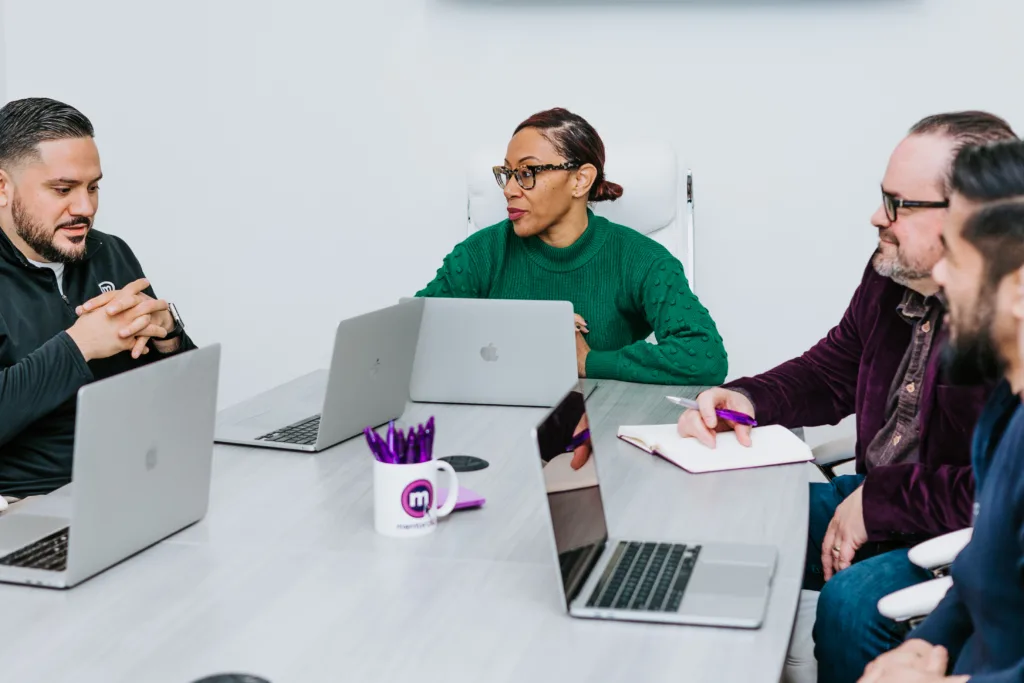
top-left (672, 388), bottom-right (757, 449)
top-left (565, 413), bottom-right (592, 470)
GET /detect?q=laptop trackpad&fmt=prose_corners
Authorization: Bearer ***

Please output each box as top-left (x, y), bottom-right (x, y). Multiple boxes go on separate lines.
top-left (0, 514), bottom-right (68, 556)
top-left (690, 562), bottom-right (771, 596)
top-left (679, 562), bottom-right (771, 619)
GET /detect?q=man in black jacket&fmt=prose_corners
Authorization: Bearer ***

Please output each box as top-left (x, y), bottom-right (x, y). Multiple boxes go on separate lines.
top-left (0, 97), bottom-right (196, 499)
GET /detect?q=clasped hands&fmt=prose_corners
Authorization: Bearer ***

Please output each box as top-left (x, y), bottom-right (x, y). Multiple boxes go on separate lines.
top-left (66, 278), bottom-right (177, 361)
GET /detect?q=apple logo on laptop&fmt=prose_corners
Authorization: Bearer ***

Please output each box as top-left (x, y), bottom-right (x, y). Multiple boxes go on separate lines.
top-left (370, 358), bottom-right (381, 377)
top-left (145, 447), bottom-right (158, 471)
top-left (480, 343), bottom-right (499, 362)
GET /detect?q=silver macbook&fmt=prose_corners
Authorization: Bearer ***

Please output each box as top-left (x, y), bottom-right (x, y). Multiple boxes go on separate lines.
top-left (215, 299), bottom-right (424, 452)
top-left (0, 344), bottom-right (221, 589)
top-left (406, 297), bottom-right (579, 407)
top-left (532, 388), bottom-right (777, 628)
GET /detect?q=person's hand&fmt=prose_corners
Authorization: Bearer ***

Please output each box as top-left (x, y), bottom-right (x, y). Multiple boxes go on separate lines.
top-left (858, 639), bottom-right (966, 682)
top-left (76, 278), bottom-right (173, 357)
top-left (574, 314), bottom-right (590, 378)
top-left (66, 302), bottom-right (167, 361)
top-left (822, 484), bottom-right (868, 581)
top-left (570, 413), bottom-right (591, 470)
top-left (676, 388), bottom-right (755, 448)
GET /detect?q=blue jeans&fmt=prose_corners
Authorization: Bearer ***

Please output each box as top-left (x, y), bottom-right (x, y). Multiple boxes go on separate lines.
top-left (804, 475), bottom-right (932, 683)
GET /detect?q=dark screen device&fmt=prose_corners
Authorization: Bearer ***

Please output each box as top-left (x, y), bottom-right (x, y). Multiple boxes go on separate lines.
top-left (438, 455), bottom-right (489, 472)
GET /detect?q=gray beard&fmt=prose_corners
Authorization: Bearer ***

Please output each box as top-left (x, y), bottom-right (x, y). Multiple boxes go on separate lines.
top-left (871, 247), bottom-right (930, 286)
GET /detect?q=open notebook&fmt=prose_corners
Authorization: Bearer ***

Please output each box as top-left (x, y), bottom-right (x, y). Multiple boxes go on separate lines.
top-left (617, 424), bottom-right (813, 474)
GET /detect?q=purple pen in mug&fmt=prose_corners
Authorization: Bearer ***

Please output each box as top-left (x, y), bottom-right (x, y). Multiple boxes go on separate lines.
top-left (415, 423), bottom-right (428, 462)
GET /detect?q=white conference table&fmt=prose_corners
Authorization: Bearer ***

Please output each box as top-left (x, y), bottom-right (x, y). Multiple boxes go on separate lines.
top-left (0, 380), bottom-right (808, 683)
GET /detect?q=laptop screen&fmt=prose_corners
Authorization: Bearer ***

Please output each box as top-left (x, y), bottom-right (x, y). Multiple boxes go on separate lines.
top-left (534, 389), bottom-right (609, 605)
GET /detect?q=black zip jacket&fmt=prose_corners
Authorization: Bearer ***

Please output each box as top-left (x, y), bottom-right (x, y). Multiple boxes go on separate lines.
top-left (0, 228), bottom-right (196, 497)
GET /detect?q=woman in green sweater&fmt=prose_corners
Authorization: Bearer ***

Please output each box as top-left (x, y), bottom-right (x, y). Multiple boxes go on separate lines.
top-left (417, 107), bottom-right (727, 385)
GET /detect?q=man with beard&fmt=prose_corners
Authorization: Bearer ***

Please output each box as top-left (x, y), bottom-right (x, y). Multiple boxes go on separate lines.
top-left (857, 140), bottom-right (1024, 683)
top-left (0, 97), bottom-right (195, 500)
top-left (675, 112), bottom-right (1018, 683)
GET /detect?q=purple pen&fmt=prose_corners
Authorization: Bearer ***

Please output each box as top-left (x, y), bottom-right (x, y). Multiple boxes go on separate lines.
top-left (665, 396), bottom-right (758, 427)
top-left (364, 427), bottom-right (383, 461)
top-left (369, 430), bottom-right (390, 463)
top-left (408, 429), bottom-right (421, 464)
top-left (386, 421), bottom-right (396, 459)
top-left (565, 428), bottom-right (591, 452)
top-left (416, 424), bottom-right (429, 462)
top-left (395, 429), bottom-right (407, 465)
top-left (380, 431), bottom-right (396, 463)
top-left (425, 417), bottom-right (435, 461)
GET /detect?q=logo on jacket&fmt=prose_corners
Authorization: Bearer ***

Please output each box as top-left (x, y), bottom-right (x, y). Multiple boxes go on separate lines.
top-left (98, 281), bottom-right (115, 293)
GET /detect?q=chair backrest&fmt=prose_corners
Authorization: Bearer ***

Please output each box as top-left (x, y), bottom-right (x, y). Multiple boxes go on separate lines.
top-left (466, 142), bottom-right (696, 290)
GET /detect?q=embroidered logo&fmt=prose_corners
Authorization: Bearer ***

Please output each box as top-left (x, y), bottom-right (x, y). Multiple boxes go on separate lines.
top-left (98, 281), bottom-right (115, 293)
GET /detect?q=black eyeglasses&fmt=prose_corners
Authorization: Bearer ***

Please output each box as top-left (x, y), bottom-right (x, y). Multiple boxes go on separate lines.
top-left (492, 162), bottom-right (580, 191)
top-left (881, 186), bottom-right (949, 222)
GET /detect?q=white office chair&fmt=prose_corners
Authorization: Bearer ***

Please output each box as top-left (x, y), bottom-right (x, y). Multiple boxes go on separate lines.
top-left (465, 143), bottom-right (696, 290)
top-left (877, 528), bottom-right (973, 627)
top-left (811, 434), bottom-right (858, 481)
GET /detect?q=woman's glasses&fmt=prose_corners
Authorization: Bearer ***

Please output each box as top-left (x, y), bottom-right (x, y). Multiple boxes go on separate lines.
top-left (492, 162), bottom-right (579, 190)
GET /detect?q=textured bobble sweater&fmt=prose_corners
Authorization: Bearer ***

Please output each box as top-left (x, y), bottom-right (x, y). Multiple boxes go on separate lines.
top-left (416, 212), bottom-right (728, 385)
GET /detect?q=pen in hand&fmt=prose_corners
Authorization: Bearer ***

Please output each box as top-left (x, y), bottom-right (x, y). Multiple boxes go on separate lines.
top-left (565, 428), bottom-right (591, 452)
top-left (665, 396), bottom-right (758, 427)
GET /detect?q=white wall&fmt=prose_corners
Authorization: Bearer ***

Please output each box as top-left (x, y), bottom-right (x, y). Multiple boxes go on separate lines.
top-left (4, 0), bottom-right (1023, 444)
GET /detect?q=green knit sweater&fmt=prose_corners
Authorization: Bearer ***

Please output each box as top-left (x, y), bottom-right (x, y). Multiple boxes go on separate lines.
top-left (416, 212), bottom-right (728, 385)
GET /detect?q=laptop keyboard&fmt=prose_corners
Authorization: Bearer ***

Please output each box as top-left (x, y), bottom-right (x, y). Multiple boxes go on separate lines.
top-left (586, 542), bottom-right (701, 612)
top-left (0, 527), bottom-right (70, 571)
top-left (256, 414), bottom-right (321, 445)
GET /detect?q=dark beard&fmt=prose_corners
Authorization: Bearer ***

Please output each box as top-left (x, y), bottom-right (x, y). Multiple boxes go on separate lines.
top-left (12, 195), bottom-right (89, 264)
top-left (941, 324), bottom-right (1005, 386)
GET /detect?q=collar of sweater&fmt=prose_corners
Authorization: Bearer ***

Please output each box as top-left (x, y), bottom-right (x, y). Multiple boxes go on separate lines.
top-left (521, 210), bottom-right (611, 273)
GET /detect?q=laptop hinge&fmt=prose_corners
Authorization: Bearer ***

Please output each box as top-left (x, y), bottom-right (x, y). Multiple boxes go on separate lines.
top-left (565, 538), bottom-right (609, 604)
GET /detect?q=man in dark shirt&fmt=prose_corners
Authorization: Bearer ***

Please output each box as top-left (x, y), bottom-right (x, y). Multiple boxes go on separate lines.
top-left (0, 97), bottom-right (195, 499)
top-left (677, 113), bottom-right (1018, 683)
top-left (857, 141), bottom-right (1024, 683)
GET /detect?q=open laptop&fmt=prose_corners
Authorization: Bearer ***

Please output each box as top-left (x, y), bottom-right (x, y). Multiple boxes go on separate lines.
top-left (405, 297), bottom-right (580, 407)
top-left (215, 299), bottom-right (424, 452)
top-left (0, 344), bottom-right (220, 589)
top-left (531, 388), bottom-right (777, 628)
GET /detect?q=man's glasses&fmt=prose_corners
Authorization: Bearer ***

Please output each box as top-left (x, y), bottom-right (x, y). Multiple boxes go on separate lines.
top-left (881, 186), bottom-right (949, 222)
top-left (492, 162), bottom-right (579, 191)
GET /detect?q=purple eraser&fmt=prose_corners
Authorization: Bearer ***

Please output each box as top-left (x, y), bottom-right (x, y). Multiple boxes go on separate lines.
top-left (436, 486), bottom-right (485, 511)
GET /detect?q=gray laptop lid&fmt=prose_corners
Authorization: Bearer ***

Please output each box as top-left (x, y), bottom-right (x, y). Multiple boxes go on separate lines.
top-left (532, 388), bottom-right (609, 608)
top-left (315, 298), bottom-right (425, 448)
top-left (408, 298), bottom-right (577, 407)
top-left (66, 344), bottom-right (221, 584)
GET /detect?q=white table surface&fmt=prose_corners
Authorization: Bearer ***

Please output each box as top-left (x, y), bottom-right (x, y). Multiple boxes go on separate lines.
top-left (0, 380), bottom-right (808, 683)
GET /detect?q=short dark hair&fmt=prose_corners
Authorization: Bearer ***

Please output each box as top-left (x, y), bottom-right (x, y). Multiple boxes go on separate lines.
top-left (514, 107), bottom-right (623, 202)
top-left (0, 97), bottom-right (94, 171)
top-left (909, 111), bottom-right (1017, 193)
top-left (962, 199), bottom-right (1024, 290)
top-left (950, 141), bottom-right (1024, 202)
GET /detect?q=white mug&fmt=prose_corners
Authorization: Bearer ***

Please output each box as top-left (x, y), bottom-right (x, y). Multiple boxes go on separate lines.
top-left (373, 459), bottom-right (459, 538)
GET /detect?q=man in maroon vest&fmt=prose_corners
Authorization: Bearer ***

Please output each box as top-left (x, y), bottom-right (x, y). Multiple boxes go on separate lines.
top-left (678, 112), bottom-right (1017, 683)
